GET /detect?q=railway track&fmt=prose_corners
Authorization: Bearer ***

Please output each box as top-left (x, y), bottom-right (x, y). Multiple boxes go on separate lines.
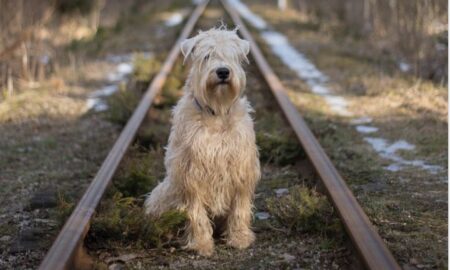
top-left (39, 1), bottom-right (401, 269)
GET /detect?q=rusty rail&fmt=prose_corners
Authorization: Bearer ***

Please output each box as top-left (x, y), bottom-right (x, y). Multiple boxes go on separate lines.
top-left (38, 1), bottom-right (209, 269)
top-left (221, 1), bottom-right (400, 269)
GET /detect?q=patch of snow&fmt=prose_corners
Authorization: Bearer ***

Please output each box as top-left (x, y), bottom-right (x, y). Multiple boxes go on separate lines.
top-left (107, 62), bottom-right (133, 82)
top-left (228, 0), bottom-right (267, 30)
top-left (364, 137), bottom-right (441, 174)
top-left (86, 98), bottom-right (108, 112)
top-left (350, 117), bottom-right (372, 125)
top-left (323, 95), bottom-right (351, 116)
top-left (356, 125), bottom-right (379, 134)
top-left (164, 12), bottom-right (184, 27)
top-left (106, 54), bottom-right (132, 63)
top-left (274, 188), bottom-right (289, 197)
top-left (259, 30), bottom-right (352, 116)
top-left (384, 163), bottom-right (402, 172)
top-left (106, 72), bottom-right (122, 82)
top-left (117, 63), bottom-right (133, 75)
top-left (255, 212), bottom-right (270, 220)
top-left (261, 31), bottom-right (327, 83)
top-left (398, 61), bottom-right (411, 72)
top-left (89, 85), bottom-right (118, 98)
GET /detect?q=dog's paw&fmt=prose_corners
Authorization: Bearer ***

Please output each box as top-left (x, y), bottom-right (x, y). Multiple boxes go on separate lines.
top-left (185, 239), bottom-right (215, 257)
top-left (226, 229), bottom-right (255, 249)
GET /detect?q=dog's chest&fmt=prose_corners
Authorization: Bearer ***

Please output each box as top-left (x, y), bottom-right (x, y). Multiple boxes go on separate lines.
top-left (191, 125), bottom-right (247, 163)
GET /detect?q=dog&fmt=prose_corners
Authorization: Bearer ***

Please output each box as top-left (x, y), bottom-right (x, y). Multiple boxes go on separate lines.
top-left (144, 27), bottom-right (260, 256)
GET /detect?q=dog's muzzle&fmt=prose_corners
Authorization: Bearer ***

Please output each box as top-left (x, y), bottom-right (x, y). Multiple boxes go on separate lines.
top-left (216, 67), bottom-right (230, 84)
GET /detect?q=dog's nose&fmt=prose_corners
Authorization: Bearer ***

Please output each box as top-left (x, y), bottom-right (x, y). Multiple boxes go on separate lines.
top-left (216, 67), bottom-right (230, 80)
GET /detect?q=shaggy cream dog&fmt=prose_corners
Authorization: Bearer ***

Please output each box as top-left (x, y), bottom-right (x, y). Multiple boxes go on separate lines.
top-left (144, 27), bottom-right (260, 256)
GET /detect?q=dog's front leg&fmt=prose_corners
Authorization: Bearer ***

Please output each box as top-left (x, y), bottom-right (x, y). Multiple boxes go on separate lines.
top-left (225, 192), bottom-right (256, 249)
top-left (184, 200), bottom-right (214, 256)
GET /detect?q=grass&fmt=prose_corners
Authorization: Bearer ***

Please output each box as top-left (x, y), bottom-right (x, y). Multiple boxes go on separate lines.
top-left (105, 85), bottom-right (140, 126)
top-left (56, 192), bottom-right (76, 226)
top-left (112, 146), bottom-right (165, 198)
top-left (256, 131), bottom-right (304, 166)
top-left (266, 186), bottom-right (341, 235)
top-left (88, 193), bottom-right (186, 249)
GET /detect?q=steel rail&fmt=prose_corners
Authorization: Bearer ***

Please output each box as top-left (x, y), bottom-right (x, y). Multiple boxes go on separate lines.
top-left (38, 1), bottom-right (209, 269)
top-left (221, 1), bottom-right (401, 269)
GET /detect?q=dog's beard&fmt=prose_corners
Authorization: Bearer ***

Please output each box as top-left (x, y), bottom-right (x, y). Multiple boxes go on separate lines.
top-left (203, 75), bottom-right (240, 114)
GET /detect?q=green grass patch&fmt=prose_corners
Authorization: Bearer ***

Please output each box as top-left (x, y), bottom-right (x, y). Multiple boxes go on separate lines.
top-left (256, 131), bottom-right (304, 166)
top-left (266, 186), bottom-right (341, 235)
top-left (105, 85), bottom-right (140, 126)
top-left (113, 146), bottom-right (165, 197)
top-left (88, 193), bottom-right (186, 249)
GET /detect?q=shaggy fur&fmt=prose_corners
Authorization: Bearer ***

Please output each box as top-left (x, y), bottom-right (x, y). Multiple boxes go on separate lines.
top-left (144, 27), bottom-right (260, 256)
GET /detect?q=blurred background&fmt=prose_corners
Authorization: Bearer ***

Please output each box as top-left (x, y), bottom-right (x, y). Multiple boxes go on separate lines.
top-left (0, 0), bottom-right (447, 99)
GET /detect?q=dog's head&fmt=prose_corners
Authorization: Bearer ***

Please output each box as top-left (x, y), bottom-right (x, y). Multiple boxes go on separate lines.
top-left (181, 27), bottom-right (250, 115)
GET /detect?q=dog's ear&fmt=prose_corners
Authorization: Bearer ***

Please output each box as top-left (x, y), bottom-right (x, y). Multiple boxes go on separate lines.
top-left (181, 37), bottom-right (198, 63)
top-left (237, 39), bottom-right (250, 64)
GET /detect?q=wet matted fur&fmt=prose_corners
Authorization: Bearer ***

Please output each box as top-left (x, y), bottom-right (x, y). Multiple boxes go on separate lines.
top-left (144, 27), bottom-right (261, 256)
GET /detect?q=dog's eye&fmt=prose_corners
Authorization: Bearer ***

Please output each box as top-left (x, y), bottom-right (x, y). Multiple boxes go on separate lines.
top-left (204, 54), bottom-right (210, 60)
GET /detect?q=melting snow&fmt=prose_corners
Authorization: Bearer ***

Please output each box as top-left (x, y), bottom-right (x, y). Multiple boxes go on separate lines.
top-left (117, 63), bottom-right (133, 75)
top-left (86, 98), bottom-right (108, 112)
top-left (86, 54), bottom-right (141, 112)
top-left (398, 61), bottom-right (411, 72)
top-left (255, 212), bottom-right (270, 220)
top-left (89, 85), bottom-right (118, 98)
top-left (355, 125), bottom-right (378, 134)
top-left (164, 12), bottom-right (184, 27)
top-left (228, 0), bottom-right (267, 30)
top-left (260, 31), bottom-right (351, 116)
top-left (364, 137), bottom-right (441, 173)
top-left (274, 188), bottom-right (289, 197)
top-left (350, 117), bottom-right (373, 125)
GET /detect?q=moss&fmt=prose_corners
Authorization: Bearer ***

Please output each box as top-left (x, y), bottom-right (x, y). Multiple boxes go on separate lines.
top-left (113, 146), bottom-right (165, 197)
top-left (105, 85), bottom-right (140, 126)
top-left (136, 122), bottom-right (170, 149)
top-left (88, 193), bottom-right (187, 249)
top-left (132, 55), bottom-right (162, 82)
top-left (257, 169), bottom-right (300, 194)
top-left (266, 186), bottom-right (341, 235)
top-left (256, 131), bottom-right (304, 166)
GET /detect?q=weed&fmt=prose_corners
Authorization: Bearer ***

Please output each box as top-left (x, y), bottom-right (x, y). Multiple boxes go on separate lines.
top-left (256, 131), bottom-right (304, 166)
top-left (132, 55), bottom-right (162, 82)
top-left (106, 85), bottom-right (140, 126)
top-left (136, 122), bottom-right (170, 149)
top-left (56, 192), bottom-right (75, 226)
top-left (88, 193), bottom-right (186, 249)
top-left (266, 186), bottom-right (341, 235)
top-left (113, 146), bottom-right (165, 197)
